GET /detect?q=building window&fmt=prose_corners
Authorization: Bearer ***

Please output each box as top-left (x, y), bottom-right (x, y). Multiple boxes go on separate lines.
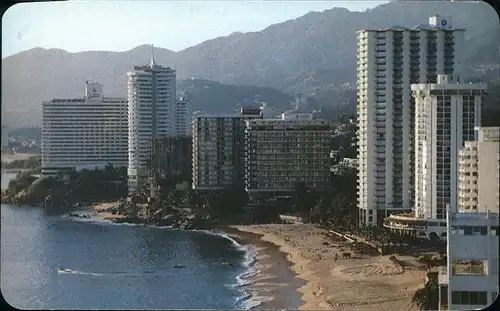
top-left (452, 260), bottom-right (487, 276)
top-left (464, 226), bottom-right (473, 235)
top-left (452, 226), bottom-right (489, 236)
top-left (451, 291), bottom-right (488, 305)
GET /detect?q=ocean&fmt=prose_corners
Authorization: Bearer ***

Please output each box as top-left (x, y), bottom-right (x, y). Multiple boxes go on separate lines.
top-left (0, 173), bottom-right (258, 309)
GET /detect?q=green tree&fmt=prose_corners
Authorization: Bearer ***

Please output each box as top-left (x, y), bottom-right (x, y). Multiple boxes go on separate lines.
top-left (294, 182), bottom-right (309, 213)
top-left (410, 274), bottom-right (439, 310)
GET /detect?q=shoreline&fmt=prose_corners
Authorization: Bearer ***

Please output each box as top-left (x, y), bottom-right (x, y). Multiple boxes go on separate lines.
top-left (85, 204), bottom-right (427, 310)
top-left (88, 201), bottom-right (125, 220)
top-left (85, 204), bottom-right (303, 309)
top-left (217, 226), bottom-right (305, 310)
top-left (231, 224), bottom-right (427, 311)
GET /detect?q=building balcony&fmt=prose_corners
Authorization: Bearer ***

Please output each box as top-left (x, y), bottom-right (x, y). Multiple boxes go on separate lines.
top-left (383, 213), bottom-right (427, 231)
top-left (451, 260), bottom-right (487, 276)
top-left (438, 266), bottom-right (448, 285)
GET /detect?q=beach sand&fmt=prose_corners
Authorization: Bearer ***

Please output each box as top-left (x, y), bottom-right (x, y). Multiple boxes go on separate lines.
top-left (1, 153), bottom-right (38, 163)
top-left (83, 204), bottom-right (426, 310)
top-left (231, 223), bottom-right (427, 311)
top-left (223, 228), bottom-right (304, 309)
top-left (88, 201), bottom-right (123, 220)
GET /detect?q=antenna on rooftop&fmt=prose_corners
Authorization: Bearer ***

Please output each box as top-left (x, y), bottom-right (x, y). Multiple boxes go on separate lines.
top-left (150, 44), bottom-right (156, 67)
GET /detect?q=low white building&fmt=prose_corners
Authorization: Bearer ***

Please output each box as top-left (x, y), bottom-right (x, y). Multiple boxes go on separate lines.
top-left (41, 82), bottom-right (128, 176)
top-left (438, 211), bottom-right (499, 311)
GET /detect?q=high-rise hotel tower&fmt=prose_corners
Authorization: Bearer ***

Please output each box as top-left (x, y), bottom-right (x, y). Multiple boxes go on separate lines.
top-left (42, 82), bottom-right (128, 176)
top-left (412, 74), bottom-right (486, 220)
top-left (127, 53), bottom-right (176, 194)
top-left (356, 15), bottom-right (465, 226)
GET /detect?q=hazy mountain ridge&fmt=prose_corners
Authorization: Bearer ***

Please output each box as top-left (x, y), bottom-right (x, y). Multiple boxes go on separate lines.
top-left (177, 79), bottom-right (294, 116)
top-left (2, 1), bottom-right (499, 126)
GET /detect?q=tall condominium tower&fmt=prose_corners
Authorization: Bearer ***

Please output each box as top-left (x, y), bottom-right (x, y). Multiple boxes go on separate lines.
top-left (174, 95), bottom-right (191, 137)
top-left (357, 15), bottom-right (465, 226)
top-left (191, 108), bottom-right (262, 191)
top-left (411, 74), bottom-right (486, 220)
top-left (245, 113), bottom-right (331, 204)
top-left (42, 82), bottom-right (128, 176)
top-left (127, 54), bottom-right (176, 194)
top-left (458, 127), bottom-right (500, 214)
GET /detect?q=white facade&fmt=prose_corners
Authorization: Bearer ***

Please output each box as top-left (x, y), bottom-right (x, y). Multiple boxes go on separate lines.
top-left (411, 75), bottom-right (486, 220)
top-left (245, 115), bottom-right (331, 198)
top-left (438, 211), bottom-right (499, 311)
top-left (1, 126), bottom-right (8, 148)
top-left (357, 15), bottom-right (466, 226)
top-left (127, 58), bottom-right (176, 194)
top-left (191, 109), bottom-right (262, 191)
top-left (458, 127), bottom-right (500, 214)
top-left (174, 96), bottom-right (190, 137)
top-left (280, 112), bottom-right (315, 121)
top-left (41, 82), bottom-right (128, 176)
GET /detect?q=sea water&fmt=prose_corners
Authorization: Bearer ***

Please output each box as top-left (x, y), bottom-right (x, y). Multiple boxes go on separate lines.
top-left (1, 174), bottom-right (259, 309)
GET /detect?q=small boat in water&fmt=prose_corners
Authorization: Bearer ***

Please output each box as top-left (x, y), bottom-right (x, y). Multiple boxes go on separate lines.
top-left (58, 268), bottom-right (72, 273)
top-left (173, 264), bottom-right (185, 269)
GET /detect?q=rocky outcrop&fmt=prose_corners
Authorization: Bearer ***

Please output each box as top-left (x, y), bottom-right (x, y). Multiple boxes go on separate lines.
top-left (106, 201), bottom-right (214, 230)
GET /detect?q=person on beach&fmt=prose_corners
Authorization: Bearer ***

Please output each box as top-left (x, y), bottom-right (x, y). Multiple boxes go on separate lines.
top-left (334, 253), bottom-right (338, 261)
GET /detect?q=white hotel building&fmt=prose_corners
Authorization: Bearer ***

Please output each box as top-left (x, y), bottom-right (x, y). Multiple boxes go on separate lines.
top-left (357, 15), bottom-right (465, 226)
top-left (412, 74), bottom-right (485, 220)
top-left (384, 75), bottom-right (487, 240)
top-left (458, 127), bottom-right (500, 214)
top-left (127, 58), bottom-right (176, 194)
top-left (41, 82), bottom-right (128, 176)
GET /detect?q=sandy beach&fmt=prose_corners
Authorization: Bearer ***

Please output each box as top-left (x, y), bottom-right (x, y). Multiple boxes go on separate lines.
top-left (232, 223), bottom-right (427, 311)
top-left (1, 153), bottom-right (38, 163)
top-left (88, 201), bottom-right (124, 220)
top-left (222, 227), bottom-right (305, 309)
top-left (84, 203), bottom-right (427, 310)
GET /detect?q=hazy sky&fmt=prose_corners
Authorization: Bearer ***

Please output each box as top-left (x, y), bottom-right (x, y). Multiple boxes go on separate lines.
top-left (2, 0), bottom-right (389, 58)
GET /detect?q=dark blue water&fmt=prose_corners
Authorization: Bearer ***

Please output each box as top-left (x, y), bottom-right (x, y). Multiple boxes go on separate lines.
top-left (1, 204), bottom-right (254, 309)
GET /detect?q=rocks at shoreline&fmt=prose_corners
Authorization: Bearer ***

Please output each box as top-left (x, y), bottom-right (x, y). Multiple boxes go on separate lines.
top-left (109, 213), bottom-right (212, 230)
top-left (104, 201), bottom-right (213, 230)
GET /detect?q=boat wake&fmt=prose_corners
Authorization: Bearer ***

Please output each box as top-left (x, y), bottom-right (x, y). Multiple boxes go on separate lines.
top-left (57, 268), bottom-right (103, 276)
top-left (63, 217), bottom-right (263, 309)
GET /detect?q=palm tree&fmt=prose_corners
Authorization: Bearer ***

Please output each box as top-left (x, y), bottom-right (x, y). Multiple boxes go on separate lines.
top-left (409, 274), bottom-right (439, 310)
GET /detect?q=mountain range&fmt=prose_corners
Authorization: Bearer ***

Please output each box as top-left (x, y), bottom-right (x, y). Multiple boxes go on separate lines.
top-left (2, 0), bottom-right (499, 127)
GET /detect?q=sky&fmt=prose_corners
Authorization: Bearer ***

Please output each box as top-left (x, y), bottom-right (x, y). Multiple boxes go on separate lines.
top-left (2, 0), bottom-right (389, 58)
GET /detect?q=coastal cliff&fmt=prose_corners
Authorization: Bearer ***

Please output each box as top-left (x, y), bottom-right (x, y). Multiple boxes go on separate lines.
top-left (1, 166), bottom-right (127, 208)
top-left (1, 166), bottom-right (247, 231)
top-left (91, 199), bottom-right (215, 230)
